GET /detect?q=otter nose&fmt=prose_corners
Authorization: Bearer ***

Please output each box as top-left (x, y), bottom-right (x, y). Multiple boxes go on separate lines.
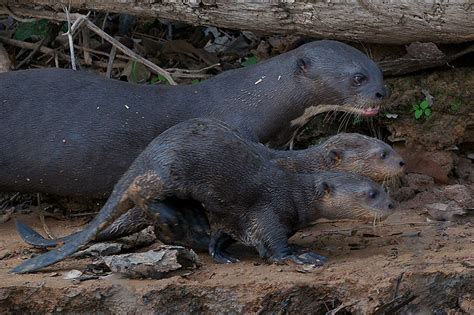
top-left (375, 91), bottom-right (385, 99)
top-left (375, 85), bottom-right (391, 100)
top-left (399, 160), bottom-right (405, 167)
top-left (388, 203), bottom-right (395, 210)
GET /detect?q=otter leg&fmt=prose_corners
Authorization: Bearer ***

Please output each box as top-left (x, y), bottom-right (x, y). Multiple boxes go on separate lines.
top-left (153, 199), bottom-right (211, 251)
top-left (209, 230), bottom-right (239, 264)
top-left (248, 213), bottom-right (325, 266)
top-left (11, 171), bottom-right (167, 274)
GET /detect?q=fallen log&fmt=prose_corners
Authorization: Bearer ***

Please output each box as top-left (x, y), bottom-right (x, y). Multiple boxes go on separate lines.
top-left (2, 0), bottom-right (474, 44)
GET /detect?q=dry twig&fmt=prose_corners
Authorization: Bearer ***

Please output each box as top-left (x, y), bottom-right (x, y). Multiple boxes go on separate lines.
top-left (37, 193), bottom-right (56, 239)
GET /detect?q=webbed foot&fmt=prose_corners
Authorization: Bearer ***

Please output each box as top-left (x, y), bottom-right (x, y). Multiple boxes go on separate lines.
top-left (270, 251), bottom-right (326, 266)
top-left (212, 250), bottom-right (240, 264)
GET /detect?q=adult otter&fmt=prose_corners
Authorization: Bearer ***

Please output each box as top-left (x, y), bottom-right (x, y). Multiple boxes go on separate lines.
top-left (12, 119), bottom-right (395, 273)
top-left (0, 40), bottom-right (387, 198)
top-left (17, 132), bottom-right (405, 249)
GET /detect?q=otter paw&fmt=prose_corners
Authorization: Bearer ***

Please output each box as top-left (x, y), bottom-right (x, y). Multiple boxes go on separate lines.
top-left (271, 253), bottom-right (325, 266)
top-left (297, 252), bottom-right (326, 265)
top-left (289, 245), bottom-right (327, 263)
top-left (212, 251), bottom-right (240, 264)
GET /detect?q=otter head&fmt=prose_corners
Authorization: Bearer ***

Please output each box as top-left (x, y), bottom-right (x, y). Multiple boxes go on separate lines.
top-left (315, 171), bottom-right (395, 222)
top-left (320, 133), bottom-right (405, 182)
top-left (295, 40), bottom-right (387, 118)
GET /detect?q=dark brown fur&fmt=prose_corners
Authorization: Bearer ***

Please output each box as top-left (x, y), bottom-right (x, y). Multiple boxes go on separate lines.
top-left (0, 40), bottom-right (387, 198)
top-left (17, 132), bottom-right (405, 250)
top-left (12, 119), bottom-right (395, 273)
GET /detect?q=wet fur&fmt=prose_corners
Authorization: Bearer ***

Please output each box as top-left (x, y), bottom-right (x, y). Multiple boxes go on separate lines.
top-left (12, 119), bottom-right (395, 273)
top-left (18, 132), bottom-right (404, 250)
top-left (0, 40), bottom-right (386, 198)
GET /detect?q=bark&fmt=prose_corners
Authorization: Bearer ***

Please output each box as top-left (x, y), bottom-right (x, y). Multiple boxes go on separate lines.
top-left (3, 0), bottom-right (474, 44)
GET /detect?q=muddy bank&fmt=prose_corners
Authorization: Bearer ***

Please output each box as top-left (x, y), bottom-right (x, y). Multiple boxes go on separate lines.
top-left (1, 207), bottom-right (473, 314)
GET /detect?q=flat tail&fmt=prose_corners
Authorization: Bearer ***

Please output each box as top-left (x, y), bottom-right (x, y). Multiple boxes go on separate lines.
top-left (11, 227), bottom-right (96, 273)
top-left (15, 220), bottom-right (66, 248)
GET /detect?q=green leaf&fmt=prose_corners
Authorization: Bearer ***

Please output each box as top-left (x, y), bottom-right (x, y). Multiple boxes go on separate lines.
top-left (131, 61), bottom-right (138, 83)
top-left (241, 56), bottom-right (257, 67)
top-left (191, 79), bottom-right (201, 85)
top-left (424, 108), bottom-right (432, 117)
top-left (14, 19), bottom-right (50, 41)
top-left (415, 109), bottom-right (423, 119)
top-left (450, 100), bottom-right (461, 112)
top-left (150, 74), bottom-right (169, 85)
top-left (411, 104), bottom-right (419, 112)
top-left (419, 99), bottom-right (429, 109)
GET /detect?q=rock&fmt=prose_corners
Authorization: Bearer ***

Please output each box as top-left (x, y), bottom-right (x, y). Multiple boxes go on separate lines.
top-left (459, 295), bottom-right (474, 313)
top-left (391, 186), bottom-right (416, 202)
top-left (467, 154), bottom-right (474, 161)
top-left (0, 250), bottom-right (11, 260)
top-left (437, 184), bottom-right (473, 209)
top-left (455, 157), bottom-right (473, 180)
top-left (405, 173), bottom-right (435, 192)
top-left (73, 226), bottom-right (157, 258)
top-left (117, 226), bottom-right (157, 250)
top-left (63, 270), bottom-right (83, 280)
top-left (393, 145), bottom-right (453, 184)
top-left (0, 207), bottom-right (14, 224)
top-left (102, 246), bottom-right (200, 279)
top-left (425, 202), bottom-right (466, 221)
top-left (73, 242), bottom-right (124, 258)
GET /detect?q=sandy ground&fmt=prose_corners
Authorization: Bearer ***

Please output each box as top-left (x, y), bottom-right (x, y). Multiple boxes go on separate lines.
top-left (0, 205), bottom-right (473, 314)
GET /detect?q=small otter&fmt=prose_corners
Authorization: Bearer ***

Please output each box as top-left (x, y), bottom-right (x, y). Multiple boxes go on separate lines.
top-left (0, 40), bottom-right (387, 198)
top-left (12, 119), bottom-right (395, 273)
top-left (16, 132), bottom-right (404, 250)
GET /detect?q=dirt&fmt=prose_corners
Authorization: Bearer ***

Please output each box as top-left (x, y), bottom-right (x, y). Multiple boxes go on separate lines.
top-left (1, 203), bottom-right (473, 314)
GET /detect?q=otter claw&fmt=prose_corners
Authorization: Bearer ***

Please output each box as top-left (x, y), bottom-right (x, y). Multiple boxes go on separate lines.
top-left (271, 253), bottom-right (325, 266)
top-left (288, 245), bottom-right (327, 263)
top-left (212, 252), bottom-right (239, 264)
top-left (297, 252), bottom-right (326, 265)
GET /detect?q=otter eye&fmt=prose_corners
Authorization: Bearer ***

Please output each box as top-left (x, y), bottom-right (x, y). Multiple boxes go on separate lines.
top-left (353, 74), bottom-right (366, 86)
top-left (368, 190), bottom-right (378, 199)
top-left (380, 151), bottom-right (387, 159)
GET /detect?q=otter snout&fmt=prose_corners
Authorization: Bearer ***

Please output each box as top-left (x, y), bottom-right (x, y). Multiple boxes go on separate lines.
top-left (377, 198), bottom-right (397, 221)
top-left (375, 85), bottom-right (391, 100)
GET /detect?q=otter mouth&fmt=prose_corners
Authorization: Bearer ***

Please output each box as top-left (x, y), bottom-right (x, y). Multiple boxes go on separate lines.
top-left (359, 210), bottom-right (392, 224)
top-left (303, 104), bottom-right (382, 118)
top-left (359, 106), bottom-right (381, 117)
top-left (343, 105), bottom-right (381, 117)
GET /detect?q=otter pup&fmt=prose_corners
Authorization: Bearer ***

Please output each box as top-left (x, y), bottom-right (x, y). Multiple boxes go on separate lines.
top-left (16, 132), bottom-right (404, 250)
top-left (12, 119), bottom-right (395, 273)
top-left (0, 40), bottom-right (387, 198)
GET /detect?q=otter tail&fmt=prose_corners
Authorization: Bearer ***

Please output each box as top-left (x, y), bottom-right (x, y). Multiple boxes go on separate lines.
top-left (15, 220), bottom-right (77, 248)
top-left (15, 207), bottom-right (154, 249)
top-left (11, 192), bottom-right (134, 274)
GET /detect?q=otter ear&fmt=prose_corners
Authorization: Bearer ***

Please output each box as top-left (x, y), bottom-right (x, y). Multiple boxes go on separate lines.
top-left (327, 149), bottom-right (342, 164)
top-left (321, 182), bottom-right (332, 196)
top-left (296, 57), bottom-right (311, 73)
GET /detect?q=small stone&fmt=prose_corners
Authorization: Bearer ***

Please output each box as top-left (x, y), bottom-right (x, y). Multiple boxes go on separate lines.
top-left (63, 269), bottom-right (83, 280)
top-left (0, 249), bottom-right (11, 260)
top-left (467, 153), bottom-right (474, 160)
top-left (425, 202), bottom-right (466, 221)
top-left (405, 173), bottom-right (435, 192)
top-left (73, 242), bottom-right (123, 258)
top-left (102, 246), bottom-right (200, 279)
